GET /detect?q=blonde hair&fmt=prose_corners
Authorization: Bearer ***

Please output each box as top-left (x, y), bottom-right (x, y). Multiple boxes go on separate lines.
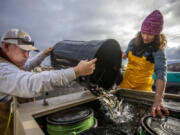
top-left (159, 34), bottom-right (167, 49)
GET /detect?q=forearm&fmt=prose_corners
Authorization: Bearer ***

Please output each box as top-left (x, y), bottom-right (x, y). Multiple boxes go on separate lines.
top-left (18, 68), bottom-right (76, 97)
top-left (152, 79), bottom-right (169, 117)
top-left (154, 79), bottom-right (166, 103)
top-left (24, 52), bottom-right (47, 71)
top-left (0, 64), bottom-right (76, 98)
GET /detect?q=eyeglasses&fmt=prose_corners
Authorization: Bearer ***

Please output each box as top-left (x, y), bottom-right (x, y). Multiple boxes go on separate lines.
top-left (3, 38), bottom-right (34, 46)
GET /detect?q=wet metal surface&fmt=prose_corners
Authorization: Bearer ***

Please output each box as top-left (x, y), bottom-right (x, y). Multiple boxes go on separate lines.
top-left (164, 99), bottom-right (180, 112)
top-left (145, 116), bottom-right (180, 135)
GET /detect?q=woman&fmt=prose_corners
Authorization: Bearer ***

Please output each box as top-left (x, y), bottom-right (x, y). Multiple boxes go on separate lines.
top-left (120, 10), bottom-right (169, 117)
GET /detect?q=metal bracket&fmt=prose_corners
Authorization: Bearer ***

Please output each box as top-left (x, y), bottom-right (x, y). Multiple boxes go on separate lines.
top-left (43, 92), bottom-right (49, 106)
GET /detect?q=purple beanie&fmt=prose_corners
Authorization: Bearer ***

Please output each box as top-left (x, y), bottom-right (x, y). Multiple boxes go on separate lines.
top-left (141, 10), bottom-right (164, 35)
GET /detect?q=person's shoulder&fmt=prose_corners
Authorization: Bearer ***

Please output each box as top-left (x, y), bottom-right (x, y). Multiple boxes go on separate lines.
top-left (127, 38), bottom-right (135, 48)
top-left (0, 62), bottom-right (20, 71)
top-left (129, 38), bottom-right (135, 44)
top-left (154, 48), bottom-right (165, 54)
top-left (153, 48), bottom-right (166, 59)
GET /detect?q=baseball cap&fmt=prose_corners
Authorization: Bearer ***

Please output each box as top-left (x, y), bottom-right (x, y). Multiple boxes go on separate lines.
top-left (1, 29), bottom-right (39, 51)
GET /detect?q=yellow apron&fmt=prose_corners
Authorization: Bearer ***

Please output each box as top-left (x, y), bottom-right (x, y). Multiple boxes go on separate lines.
top-left (120, 51), bottom-right (154, 92)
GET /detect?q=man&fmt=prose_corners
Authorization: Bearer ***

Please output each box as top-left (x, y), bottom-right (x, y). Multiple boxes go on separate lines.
top-left (0, 29), bottom-right (97, 135)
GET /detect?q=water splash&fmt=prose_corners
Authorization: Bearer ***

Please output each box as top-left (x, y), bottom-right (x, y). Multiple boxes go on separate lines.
top-left (99, 92), bottom-right (134, 124)
top-left (94, 88), bottom-right (149, 135)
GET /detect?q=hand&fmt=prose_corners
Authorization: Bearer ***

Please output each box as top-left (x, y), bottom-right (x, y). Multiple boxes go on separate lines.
top-left (152, 79), bottom-right (169, 118)
top-left (43, 47), bottom-right (53, 56)
top-left (122, 52), bottom-right (127, 59)
top-left (151, 101), bottom-right (169, 118)
top-left (74, 58), bottom-right (97, 78)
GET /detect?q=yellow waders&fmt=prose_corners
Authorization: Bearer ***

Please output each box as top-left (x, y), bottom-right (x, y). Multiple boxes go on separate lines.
top-left (120, 51), bottom-right (154, 92)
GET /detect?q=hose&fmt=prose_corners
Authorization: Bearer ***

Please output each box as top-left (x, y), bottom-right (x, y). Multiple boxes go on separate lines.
top-left (3, 102), bottom-right (13, 135)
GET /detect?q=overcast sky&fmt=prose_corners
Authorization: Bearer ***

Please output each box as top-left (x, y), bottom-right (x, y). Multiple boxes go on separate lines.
top-left (0, 0), bottom-right (180, 63)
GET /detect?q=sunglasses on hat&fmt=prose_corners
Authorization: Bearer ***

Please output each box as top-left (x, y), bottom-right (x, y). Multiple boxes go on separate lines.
top-left (3, 38), bottom-right (34, 46)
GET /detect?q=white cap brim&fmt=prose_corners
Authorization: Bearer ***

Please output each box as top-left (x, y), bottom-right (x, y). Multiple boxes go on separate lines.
top-left (18, 45), bottom-right (39, 52)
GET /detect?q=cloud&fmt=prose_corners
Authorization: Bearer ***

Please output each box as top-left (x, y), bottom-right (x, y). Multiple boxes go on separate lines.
top-left (166, 47), bottom-right (180, 59)
top-left (0, 0), bottom-right (180, 60)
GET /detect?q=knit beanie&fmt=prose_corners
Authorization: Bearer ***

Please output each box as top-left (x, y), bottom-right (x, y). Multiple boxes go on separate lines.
top-left (141, 10), bottom-right (164, 35)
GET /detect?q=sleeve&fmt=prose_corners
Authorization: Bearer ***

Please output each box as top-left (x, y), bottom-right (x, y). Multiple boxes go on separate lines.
top-left (0, 63), bottom-right (76, 98)
top-left (24, 52), bottom-right (47, 71)
top-left (153, 49), bottom-right (167, 81)
top-left (125, 39), bottom-right (134, 55)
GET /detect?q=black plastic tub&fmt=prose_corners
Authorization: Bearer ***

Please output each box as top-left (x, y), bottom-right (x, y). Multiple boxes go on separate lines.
top-left (51, 39), bottom-right (122, 90)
